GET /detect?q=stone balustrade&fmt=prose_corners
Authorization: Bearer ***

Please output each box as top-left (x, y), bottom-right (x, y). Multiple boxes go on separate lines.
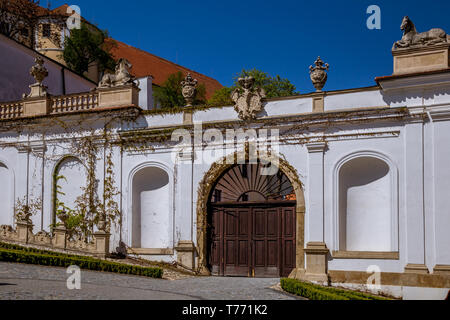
top-left (0, 84), bottom-right (139, 120)
top-left (50, 91), bottom-right (99, 114)
top-left (0, 222), bottom-right (110, 259)
top-left (0, 101), bottom-right (24, 119)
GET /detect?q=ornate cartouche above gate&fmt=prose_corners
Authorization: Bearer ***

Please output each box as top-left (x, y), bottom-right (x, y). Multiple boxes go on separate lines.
top-left (231, 76), bottom-right (266, 121)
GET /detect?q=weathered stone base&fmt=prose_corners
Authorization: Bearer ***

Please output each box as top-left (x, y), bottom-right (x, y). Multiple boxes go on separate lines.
top-left (0, 223), bottom-right (111, 259)
top-left (393, 44), bottom-right (450, 75)
top-left (175, 240), bottom-right (197, 270)
top-left (302, 242), bottom-right (329, 283)
top-left (404, 263), bottom-right (430, 274)
top-left (98, 84), bottom-right (140, 108)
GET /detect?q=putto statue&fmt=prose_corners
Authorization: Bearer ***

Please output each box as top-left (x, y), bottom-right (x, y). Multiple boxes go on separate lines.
top-left (231, 76), bottom-right (266, 121)
top-left (99, 58), bottom-right (137, 88)
top-left (309, 56), bottom-right (329, 92)
top-left (181, 73), bottom-right (198, 107)
top-left (393, 16), bottom-right (449, 50)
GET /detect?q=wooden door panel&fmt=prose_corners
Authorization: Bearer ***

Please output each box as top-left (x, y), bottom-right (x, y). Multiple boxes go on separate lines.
top-left (267, 209), bottom-right (278, 236)
top-left (223, 208), bottom-right (251, 276)
top-left (209, 205), bottom-right (296, 278)
top-left (281, 207), bottom-right (296, 277)
top-left (267, 240), bottom-right (278, 266)
top-left (253, 209), bottom-right (265, 236)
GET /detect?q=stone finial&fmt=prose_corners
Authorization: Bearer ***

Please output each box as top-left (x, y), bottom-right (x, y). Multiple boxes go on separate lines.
top-left (393, 16), bottom-right (449, 51)
top-left (25, 57), bottom-right (49, 98)
top-left (181, 73), bottom-right (198, 107)
top-left (231, 76), bottom-right (266, 121)
top-left (309, 57), bottom-right (329, 92)
top-left (16, 207), bottom-right (33, 224)
top-left (97, 213), bottom-right (107, 232)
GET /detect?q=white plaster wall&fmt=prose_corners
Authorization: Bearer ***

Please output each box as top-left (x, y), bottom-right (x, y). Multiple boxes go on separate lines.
top-left (339, 157), bottom-right (391, 251)
top-left (325, 90), bottom-right (386, 111)
top-left (325, 131), bottom-right (404, 273)
top-left (132, 166), bottom-right (170, 248)
top-left (137, 76), bottom-right (153, 110)
top-left (433, 120), bottom-right (450, 265)
top-left (0, 162), bottom-right (13, 226)
top-left (0, 34), bottom-right (95, 103)
top-left (55, 157), bottom-right (87, 217)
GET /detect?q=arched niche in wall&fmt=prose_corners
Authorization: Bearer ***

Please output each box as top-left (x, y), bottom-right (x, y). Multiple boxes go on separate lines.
top-left (130, 165), bottom-right (172, 249)
top-left (52, 156), bottom-right (87, 225)
top-left (334, 152), bottom-right (398, 252)
top-left (0, 161), bottom-right (14, 226)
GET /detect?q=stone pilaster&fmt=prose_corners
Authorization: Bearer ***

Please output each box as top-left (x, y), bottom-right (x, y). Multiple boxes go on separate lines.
top-left (175, 240), bottom-right (196, 270)
top-left (16, 221), bottom-right (33, 243)
top-left (94, 231), bottom-right (111, 259)
top-left (304, 142), bottom-right (329, 283)
top-left (53, 227), bottom-right (67, 249)
top-left (311, 92), bottom-right (325, 113)
top-left (404, 119), bottom-right (428, 273)
top-left (23, 96), bottom-right (51, 117)
top-left (304, 242), bottom-right (329, 283)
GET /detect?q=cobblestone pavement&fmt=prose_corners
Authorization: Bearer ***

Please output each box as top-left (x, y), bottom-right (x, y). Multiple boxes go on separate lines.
top-left (0, 262), bottom-right (302, 300)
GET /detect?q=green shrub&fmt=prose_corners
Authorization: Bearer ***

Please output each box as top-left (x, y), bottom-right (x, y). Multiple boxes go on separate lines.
top-left (0, 242), bottom-right (87, 258)
top-left (280, 278), bottom-right (390, 300)
top-left (0, 247), bottom-right (163, 279)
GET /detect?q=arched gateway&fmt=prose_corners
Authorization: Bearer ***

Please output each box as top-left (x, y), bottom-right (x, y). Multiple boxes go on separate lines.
top-left (196, 155), bottom-right (305, 278)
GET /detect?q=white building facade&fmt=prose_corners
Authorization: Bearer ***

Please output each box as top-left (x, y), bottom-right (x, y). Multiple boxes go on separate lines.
top-left (1, 32), bottom-right (450, 300)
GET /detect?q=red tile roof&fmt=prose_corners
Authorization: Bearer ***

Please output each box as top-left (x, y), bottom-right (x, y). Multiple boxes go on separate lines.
top-left (107, 39), bottom-right (223, 99)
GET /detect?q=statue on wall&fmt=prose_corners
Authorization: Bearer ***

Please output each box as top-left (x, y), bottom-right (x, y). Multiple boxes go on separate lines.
top-left (231, 76), bottom-right (266, 121)
top-left (393, 16), bottom-right (449, 50)
top-left (99, 58), bottom-right (138, 88)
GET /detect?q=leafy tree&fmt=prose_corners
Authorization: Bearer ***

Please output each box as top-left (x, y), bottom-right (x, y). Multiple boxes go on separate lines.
top-left (62, 23), bottom-right (116, 75)
top-left (0, 0), bottom-right (40, 39)
top-left (207, 69), bottom-right (299, 107)
top-left (208, 87), bottom-right (233, 106)
top-left (233, 69), bottom-right (299, 98)
top-left (154, 71), bottom-right (206, 108)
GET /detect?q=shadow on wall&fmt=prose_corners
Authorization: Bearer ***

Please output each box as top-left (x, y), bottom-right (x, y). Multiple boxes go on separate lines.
top-left (339, 157), bottom-right (391, 252)
top-left (132, 167), bottom-right (170, 249)
top-left (380, 85), bottom-right (450, 106)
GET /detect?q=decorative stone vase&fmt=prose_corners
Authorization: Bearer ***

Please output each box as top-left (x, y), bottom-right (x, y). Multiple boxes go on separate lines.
top-left (181, 73), bottom-right (198, 107)
top-left (309, 56), bottom-right (329, 92)
top-left (25, 57), bottom-right (49, 98)
top-left (30, 57), bottom-right (48, 85)
top-left (97, 216), bottom-right (107, 232)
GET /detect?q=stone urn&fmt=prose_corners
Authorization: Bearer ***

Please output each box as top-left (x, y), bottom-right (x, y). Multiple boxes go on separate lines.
top-left (309, 56), bottom-right (329, 92)
top-left (30, 57), bottom-right (48, 85)
top-left (181, 73), bottom-right (198, 107)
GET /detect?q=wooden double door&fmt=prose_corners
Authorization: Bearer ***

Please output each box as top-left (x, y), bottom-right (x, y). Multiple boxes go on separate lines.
top-left (208, 202), bottom-right (296, 277)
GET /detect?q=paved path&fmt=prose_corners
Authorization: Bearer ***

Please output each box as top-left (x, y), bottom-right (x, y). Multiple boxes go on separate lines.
top-left (0, 262), bottom-right (301, 300)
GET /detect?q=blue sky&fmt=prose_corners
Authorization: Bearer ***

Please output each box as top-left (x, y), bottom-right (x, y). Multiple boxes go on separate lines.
top-left (49, 0), bottom-right (450, 92)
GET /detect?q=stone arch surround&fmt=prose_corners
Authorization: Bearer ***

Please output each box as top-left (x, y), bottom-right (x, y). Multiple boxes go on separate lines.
top-left (195, 152), bottom-right (306, 276)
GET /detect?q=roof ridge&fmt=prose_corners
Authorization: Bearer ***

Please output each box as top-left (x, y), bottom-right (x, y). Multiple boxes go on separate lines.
top-left (111, 39), bottom-right (221, 84)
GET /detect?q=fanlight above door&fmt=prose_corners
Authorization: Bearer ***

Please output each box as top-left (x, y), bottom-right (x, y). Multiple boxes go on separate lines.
top-left (210, 163), bottom-right (295, 203)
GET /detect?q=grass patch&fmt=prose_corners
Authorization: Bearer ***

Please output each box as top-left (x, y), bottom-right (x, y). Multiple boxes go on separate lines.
top-left (281, 278), bottom-right (391, 300)
top-left (0, 243), bottom-right (163, 279)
